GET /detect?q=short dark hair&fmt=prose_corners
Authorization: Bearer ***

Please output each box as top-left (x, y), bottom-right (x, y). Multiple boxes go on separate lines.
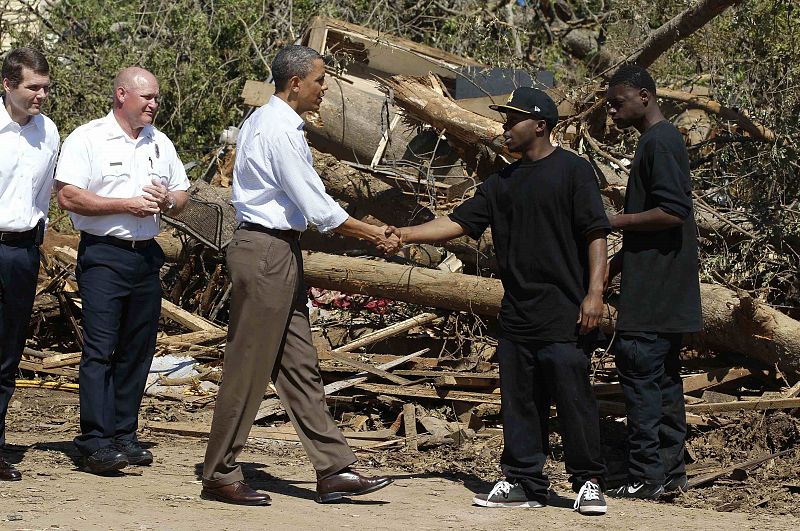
top-left (272, 45), bottom-right (323, 91)
top-left (2, 47), bottom-right (50, 88)
top-left (609, 64), bottom-right (657, 95)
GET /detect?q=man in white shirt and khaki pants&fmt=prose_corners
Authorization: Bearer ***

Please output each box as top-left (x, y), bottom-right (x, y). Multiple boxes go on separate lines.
top-left (0, 47), bottom-right (59, 482)
top-left (201, 45), bottom-right (399, 506)
top-left (55, 67), bottom-right (189, 475)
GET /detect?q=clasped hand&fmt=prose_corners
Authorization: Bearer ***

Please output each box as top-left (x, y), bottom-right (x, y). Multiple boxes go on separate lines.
top-left (374, 225), bottom-right (402, 255)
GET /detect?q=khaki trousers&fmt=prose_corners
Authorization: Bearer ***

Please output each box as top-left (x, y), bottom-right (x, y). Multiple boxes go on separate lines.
top-left (202, 228), bottom-right (356, 487)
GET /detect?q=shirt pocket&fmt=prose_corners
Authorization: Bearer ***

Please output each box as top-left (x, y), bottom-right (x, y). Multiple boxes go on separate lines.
top-left (147, 160), bottom-right (172, 189)
top-left (98, 156), bottom-right (133, 197)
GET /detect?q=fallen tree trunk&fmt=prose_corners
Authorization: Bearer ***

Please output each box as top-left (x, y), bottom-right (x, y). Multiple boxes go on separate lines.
top-left (631, 0), bottom-right (743, 68)
top-left (302, 251), bottom-right (800, 374)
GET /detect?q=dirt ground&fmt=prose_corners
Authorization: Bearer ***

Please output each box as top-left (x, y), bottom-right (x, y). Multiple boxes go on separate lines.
top-left (1, 389), bottom-right (797, 530)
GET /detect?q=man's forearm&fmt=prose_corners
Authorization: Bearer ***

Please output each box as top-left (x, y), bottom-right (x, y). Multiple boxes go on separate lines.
top-left (609, 207), bottom-right (684, 231)
top-left (56, 183), bottom-right (133, 216)
top-left (587, 231), bottom-right (608, 295)
top-left (398, 217), bottom-right (467, 244)
top-left (333, 216), bottom-right (383, 244)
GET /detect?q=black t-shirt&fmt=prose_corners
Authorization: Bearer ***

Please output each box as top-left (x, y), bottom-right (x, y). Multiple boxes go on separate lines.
top-left (616, 120), bottom-right (703, 333)
top-left (449, 147), bottom-right (610, 343)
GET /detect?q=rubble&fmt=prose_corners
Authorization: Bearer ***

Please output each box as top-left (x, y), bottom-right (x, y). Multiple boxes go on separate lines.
top-left (13, 14), bottom-right (799, 519)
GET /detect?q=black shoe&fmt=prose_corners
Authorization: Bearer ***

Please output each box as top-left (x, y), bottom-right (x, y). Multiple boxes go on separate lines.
top-left (607, 481), bottom-right (664, 499)
top-left (0, 457), bottom-right (22, 481)
top-left (85, 447), bottom-right (128, 474)
top-left (664, 474), bottom-right (688, 493)
top-left (115, 440), bottom-right (153, 466)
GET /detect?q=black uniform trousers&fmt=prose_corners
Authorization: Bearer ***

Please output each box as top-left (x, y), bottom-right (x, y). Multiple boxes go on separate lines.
top-left (0, 239), bottom-right (40, 449)
top-left (614, 332), bottom-right (687, 484)
top-left (73, 235), bottom-right (164, 456)
top-left (498, 338), bottom-right (606, 503)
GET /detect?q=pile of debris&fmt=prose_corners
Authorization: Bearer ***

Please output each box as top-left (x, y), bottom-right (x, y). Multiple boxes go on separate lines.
top-left (17, 14), bottom-right (800, 516)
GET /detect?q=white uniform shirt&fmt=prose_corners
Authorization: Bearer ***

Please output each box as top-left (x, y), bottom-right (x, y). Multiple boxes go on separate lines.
top-left (0, 96), bottom-right (59, 232)
top-left (232, 95), bottom-right (348, 233)
top-left (55, 112), bottom-right (189, 240)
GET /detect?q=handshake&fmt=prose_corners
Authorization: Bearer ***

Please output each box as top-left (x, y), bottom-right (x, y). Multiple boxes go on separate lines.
top-left (374, 225), bottom-right (404, 255)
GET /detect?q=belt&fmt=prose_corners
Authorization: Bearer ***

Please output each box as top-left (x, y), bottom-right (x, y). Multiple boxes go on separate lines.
top-left (81, 232), bottom-right (155, 250)
top-left (238, 222), bottom-right (300, 240)
top-left (0, 227), bottom-right (37, 243)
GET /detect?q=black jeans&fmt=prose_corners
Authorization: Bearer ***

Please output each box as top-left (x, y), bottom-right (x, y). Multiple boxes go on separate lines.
top-left (614, 332), bottom-right (686, 484)
top-left (74, 237), bottom-right (164, 456)
top-left (498, 339), bottom-right (606, 503)
top-left (0, 241), bottom-right (40, 449)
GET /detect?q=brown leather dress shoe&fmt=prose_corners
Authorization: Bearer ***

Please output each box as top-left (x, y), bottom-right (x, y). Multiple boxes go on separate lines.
top-left (316, 468), bottom-right (393, 503)
top-left (0, 457), bottom-right (22, 481)
top-left (201, 480), bottom-right (271, 506)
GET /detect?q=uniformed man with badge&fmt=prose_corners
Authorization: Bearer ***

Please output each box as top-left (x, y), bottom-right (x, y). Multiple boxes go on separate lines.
top-left (0, 47), bottom-right (59, 482)
top-left (55, 67), bottom-right (189, 474)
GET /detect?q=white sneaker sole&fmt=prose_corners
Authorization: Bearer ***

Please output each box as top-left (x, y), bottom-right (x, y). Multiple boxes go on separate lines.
top-left (578, 505), bottom-right (608, 515)
top-left (473, 496), bottom-right (544, 508)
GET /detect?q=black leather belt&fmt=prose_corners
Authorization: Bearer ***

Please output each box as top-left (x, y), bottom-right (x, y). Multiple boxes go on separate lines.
top-left (238, 222), bottom-right (300, 240)
top-left (0, 227), bottom-right (37, 243)
top-left (81, 232), bottom-right (155, 250)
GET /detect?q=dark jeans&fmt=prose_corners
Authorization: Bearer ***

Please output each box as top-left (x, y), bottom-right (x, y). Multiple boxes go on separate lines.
top-left (74, 237), bottom-right (164, 456)
top-left (498, 338), bottom-right (606, 503)
top-left (614, 332), bottom-right (686, 484)
top-left (0, 241), bottom-right (40, 449)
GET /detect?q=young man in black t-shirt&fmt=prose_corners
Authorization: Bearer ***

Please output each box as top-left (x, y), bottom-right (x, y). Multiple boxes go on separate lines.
top-left (386, 88), bottom-right (609, 515)
top-left (605, 65), bottom-right (703, 499)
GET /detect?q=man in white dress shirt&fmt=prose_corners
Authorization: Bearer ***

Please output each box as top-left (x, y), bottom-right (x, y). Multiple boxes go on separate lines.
top-left (0, 47), bottom-right (59, 482)
top-left (201, 45), bottom-right (399, 506)
top-left (55, 67), bottom-right (189, 474)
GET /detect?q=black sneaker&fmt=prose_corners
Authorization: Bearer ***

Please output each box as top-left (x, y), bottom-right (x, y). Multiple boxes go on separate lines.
top-left (607, 481), bottom-right (664, 499)
top-left (573, 480), bottom-right (607, 515)
top-left (664, 474), bottom-right (688, 493)
top-left (85, 447), bottom-right (128, 474)
top-left (115, 440), bottom-right (153, 466)
top-left (472, 480), bottom-right (545, 508)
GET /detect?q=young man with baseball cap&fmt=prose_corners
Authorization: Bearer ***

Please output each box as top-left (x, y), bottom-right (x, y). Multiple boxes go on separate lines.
top-left (385, 88), bottom-right (609, 515)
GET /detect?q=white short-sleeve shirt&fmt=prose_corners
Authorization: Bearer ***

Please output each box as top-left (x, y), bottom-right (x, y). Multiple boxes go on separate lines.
top-left (55, 112), bottom-right (189, 240)
top-left (0, 97), bottom-right (60, 232)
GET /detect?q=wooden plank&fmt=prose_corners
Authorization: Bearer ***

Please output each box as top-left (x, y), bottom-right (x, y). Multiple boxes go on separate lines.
top-left (305, 16), bottom-right (329, 53)
top-left (328, 351), bottom-right (412, 386)
top-left (684, 398), bottom-right (800, 414)
top-left (42, 351), bottom-right (82, 369)
top-left (392, 369), bottom-right (499, 379)
top-left (240, 80), bottom-right (275, 107)
top-left (252, 348), bottom-right (429, 423)
top-left (355, 383), bottom-right (502, 405)
top-left (158, 329), bottom-right (227, 347)
top-left (332, 312), bottom-right (439, 353)
top-left (160, 298), bottom-right (221, 332)
top-left (433, 374), bottom-right (498, 389)
top-left (18, 359), bottom-right (79, 378)
top-left (402, 403), bottom-right (418, 452)
top-left (682, 366), bottom-right (758, 394)
top-left (687, 449), bottom-right (794, 489)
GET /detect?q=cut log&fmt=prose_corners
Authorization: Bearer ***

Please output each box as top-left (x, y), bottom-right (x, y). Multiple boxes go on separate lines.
top-left (302, 251), bottom-right (800, 374)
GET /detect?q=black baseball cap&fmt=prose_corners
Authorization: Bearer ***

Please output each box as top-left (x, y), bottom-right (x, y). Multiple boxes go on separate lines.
top-left (489, 87), bottom-right (559, 129)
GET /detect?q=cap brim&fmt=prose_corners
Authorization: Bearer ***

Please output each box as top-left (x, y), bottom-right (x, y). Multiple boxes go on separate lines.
top-left (488, 104), bottom-right (532, 114)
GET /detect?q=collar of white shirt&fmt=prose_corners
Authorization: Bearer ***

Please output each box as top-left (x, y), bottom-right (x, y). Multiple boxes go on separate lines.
top-left (101, 110), bottom-right (156, 142)
top-left (267, 95), bottom-right (305, 132)
top-left (0, 96), bottom-right (44, 132)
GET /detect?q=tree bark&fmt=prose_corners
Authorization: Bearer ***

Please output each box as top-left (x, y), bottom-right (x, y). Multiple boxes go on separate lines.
top-left (302, 251), bottom-right (800, 375)
top-left (631, 0), bottom-right (743, 68)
